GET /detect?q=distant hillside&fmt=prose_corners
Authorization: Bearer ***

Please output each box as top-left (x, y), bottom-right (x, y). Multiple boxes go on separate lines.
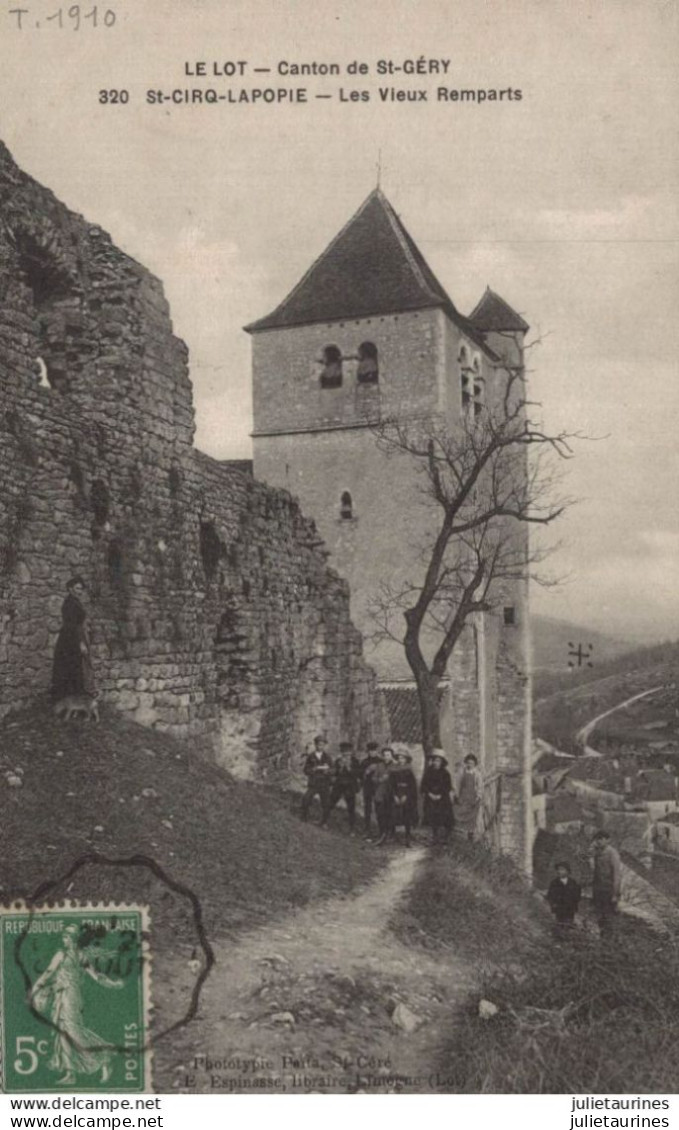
top-left (531, 615), bottom-right (633, 674)
top-left (534, 655), bottom-right (679, 753)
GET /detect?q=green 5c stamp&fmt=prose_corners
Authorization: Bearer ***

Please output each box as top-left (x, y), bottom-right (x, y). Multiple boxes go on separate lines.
top-left (1, 905), bottom-right (151, 1093)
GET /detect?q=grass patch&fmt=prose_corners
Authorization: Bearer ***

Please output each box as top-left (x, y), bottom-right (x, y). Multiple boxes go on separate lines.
top-left (0, 703), bottom-right (385, 946)
top-left (392, 839), bottom-right (545, 967)
top-left (450, 920), bottom-right (679, 1093)
top-left (392, 840), bottom-right (679, 1092)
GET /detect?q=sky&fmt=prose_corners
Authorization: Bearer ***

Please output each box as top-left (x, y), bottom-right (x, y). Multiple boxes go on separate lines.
top-left (0, 0), bottom-right (677, 644)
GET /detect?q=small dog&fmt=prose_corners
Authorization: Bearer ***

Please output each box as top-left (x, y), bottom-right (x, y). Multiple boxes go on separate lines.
top-left (54, 695), bottom-right (100, 723)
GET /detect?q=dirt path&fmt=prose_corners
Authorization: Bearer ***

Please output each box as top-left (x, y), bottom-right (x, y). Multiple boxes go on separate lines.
top-left (153, 846), bottom-right (476, 1094)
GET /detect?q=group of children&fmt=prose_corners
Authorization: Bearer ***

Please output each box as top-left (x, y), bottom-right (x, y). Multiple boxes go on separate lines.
top-left (301, 736), bottom-right (484, 847)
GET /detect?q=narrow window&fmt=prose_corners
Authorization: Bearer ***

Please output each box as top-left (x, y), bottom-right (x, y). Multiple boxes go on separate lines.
top-left (459, 345), bottom-right (472, 416)
top-left (473, 624), bottom-right (479, 686)
top-left (200, 521), bottom-right (223, 580)
top-left (503, 606), bottom-right (516, 626)
top-left (35, 356), bottom-right (68, 393)
top-left (472, 357), bottom-right (485, 418)
top-left (35, 357), bottom-right (51, 389)
top-left (340, 491), bottom-right (353, 520)
top-left (320, 345), bottom-right (343, 389)
top-left (357, 341), bottom-right (379, 383)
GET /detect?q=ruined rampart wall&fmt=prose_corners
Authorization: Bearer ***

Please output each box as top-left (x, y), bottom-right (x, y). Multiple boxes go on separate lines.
top-left (0, 142), bottom-right (384, 776)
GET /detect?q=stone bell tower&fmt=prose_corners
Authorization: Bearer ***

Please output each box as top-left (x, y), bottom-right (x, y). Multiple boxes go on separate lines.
top-left (246, 188), bottom-right (533, 871)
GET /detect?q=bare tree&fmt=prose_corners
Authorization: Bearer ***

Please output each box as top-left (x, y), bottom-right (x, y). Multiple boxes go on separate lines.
top-left (368, 347), bottom-right (580, 755)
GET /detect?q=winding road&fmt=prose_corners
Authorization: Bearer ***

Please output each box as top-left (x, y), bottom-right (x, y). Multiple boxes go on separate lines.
top-left (575, 685), bottom-right (665, 755)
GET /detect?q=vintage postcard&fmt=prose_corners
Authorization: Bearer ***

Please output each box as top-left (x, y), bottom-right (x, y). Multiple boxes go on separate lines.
top-left (0, 0), bottom-right (677, 1100)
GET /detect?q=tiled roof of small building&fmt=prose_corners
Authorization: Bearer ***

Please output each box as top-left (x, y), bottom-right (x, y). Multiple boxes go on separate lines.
top-left (469, 287), bottom-right (529, 333)
top-left (382, 683), bottom-right (446, 745)
top-left (244, 189), bottom-right (496, 356)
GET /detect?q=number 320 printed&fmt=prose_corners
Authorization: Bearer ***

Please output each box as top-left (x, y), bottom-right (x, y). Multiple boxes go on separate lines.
top-left (99, 90), bottom-right (130, 104)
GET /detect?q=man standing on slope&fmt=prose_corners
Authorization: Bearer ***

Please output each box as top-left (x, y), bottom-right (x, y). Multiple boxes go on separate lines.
top-left (591, 830), bottom-right (622, 936)
top-left (301, 735), bottom-right (333, 823)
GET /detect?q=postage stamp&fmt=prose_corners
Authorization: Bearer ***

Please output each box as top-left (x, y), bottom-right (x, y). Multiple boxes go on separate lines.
top-left (0, 905), bottom-right (151, 1093)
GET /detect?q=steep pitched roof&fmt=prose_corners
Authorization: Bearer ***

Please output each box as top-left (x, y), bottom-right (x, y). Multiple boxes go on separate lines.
top-left (244, 189), bottom-right (493, 353)
top-left (469, 287), bottom-right (529, 333)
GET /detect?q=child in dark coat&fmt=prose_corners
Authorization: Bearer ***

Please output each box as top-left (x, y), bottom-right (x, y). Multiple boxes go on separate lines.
top-left (421, 751), bottom-right (454, 843)
top-left (388, 752), bottom-right (419, 847)
top-left (546, 861), bottom-right (581, 929)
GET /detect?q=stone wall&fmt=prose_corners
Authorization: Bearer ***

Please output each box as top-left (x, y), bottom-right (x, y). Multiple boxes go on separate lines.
top-left (0, 141), bottom-right (385, 777)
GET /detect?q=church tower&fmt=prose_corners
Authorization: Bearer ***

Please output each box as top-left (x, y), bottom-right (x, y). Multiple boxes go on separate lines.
top-left (246, 189), bottom-right (533, 870)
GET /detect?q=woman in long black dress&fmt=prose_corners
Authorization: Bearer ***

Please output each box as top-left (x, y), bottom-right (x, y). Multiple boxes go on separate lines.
top-left (51, 576), bottom-right (95, 700)
top-left (388, 752), bottom-right (419, 847)
top-left (421, 751), bottom-right (454, 843)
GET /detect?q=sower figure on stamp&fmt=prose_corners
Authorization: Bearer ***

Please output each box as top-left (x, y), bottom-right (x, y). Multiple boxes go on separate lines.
top-left (301, 735), bottom-right (333, 823)
top-left (546, 861), bottom-right (582, 934)
top-left (51, 576), bottom-right (96, 704)
top-left (372, 747), bottom-right (396, 846)
top-left (421, 750), bottom-right (454, 845)
top-left (323, 741), bottom-right (360, 831)
top-left (27, 925), bottom-right (123, 1087)
top-left (359, 740), bottom-right (381, 836)
top-left (591, 830), bottom-right (622, 937)
top-left (388, 752), bottom-right (419, 848)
